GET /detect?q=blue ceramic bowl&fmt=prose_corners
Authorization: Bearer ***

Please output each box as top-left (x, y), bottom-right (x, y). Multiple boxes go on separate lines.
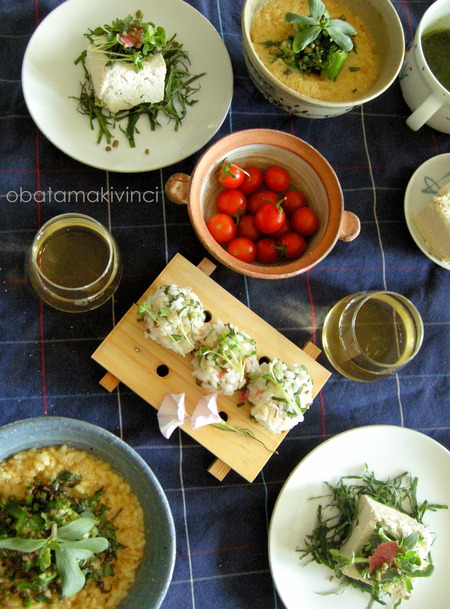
top-left (0, 416), bottom-right (175, 609)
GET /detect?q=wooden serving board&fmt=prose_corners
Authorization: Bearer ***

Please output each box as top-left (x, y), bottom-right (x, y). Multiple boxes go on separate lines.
top-left (92, 254), bottom-right (331, 482)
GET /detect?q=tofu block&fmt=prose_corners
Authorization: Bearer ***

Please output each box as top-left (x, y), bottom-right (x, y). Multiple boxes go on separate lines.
top-left (85, 46), bottom-right (166, 113)
top-left (412, 182), bottom-right (450, 264)
top-left (340, 495), bottom-right (432, 600)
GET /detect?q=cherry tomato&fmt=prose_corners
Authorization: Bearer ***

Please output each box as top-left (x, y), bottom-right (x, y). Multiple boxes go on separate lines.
top-left (254, 202), bottom-right (286, 234)
top-left (279, 232), bottom-right (307, 259)
top-left (247, 189), bottom-right (279, 215)
top-left (206, 213), bottom-right (237, 244)
top-left (256, 237), bottom-right (279, 264)
top-left (271, 216), bottom-right (292, 239)
top-left (226, 237), bottom-right (257, 263)
top-left (240, 166), bottom-right (264, 196)
top-left (216, 189), bottom-right (247, 216)
top-left (264, 165), bottom-right (291, 192)
top-left (236, 214), bottom-right (262, 242)
top-left (291, 207), bottom-right (320, 236)
top-left (217, 161), bottom-right (246, 189)
top-left (282, 189), bottom-right (308, 215)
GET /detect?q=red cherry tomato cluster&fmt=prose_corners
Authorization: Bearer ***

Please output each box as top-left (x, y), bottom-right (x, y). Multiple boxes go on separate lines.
top-left (206, 160), bottom-right (320, 264)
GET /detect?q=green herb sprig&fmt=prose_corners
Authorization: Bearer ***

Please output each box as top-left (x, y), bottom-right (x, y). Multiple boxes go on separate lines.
top-left (195, 324), bottom-right (257, 382)
top-left (211, 419), bottom-right (278, 454)
top-left (84, 11), bottom-right (167, 72)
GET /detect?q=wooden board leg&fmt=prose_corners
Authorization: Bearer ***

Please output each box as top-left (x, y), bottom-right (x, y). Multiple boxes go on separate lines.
top-left (302, 341), bottom-right (321, 361)
top-left (198, 258), bottom-right (216, 277)
top-left (100, 372), bottom-right (120, 392)
top-left (208, 458), bottom-right (232, 481)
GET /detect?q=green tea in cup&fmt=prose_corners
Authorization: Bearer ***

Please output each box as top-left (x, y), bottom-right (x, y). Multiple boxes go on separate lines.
top-left (422, 28), bottom-right (450, 91)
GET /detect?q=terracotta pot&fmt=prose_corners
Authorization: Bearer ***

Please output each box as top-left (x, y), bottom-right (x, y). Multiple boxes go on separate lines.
top-left (165, 129), bottom-right (360, 279)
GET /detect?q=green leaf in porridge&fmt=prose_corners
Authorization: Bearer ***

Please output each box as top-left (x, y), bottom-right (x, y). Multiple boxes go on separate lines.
top-left (263, 0), bottom-right (357, 80)
top-left (0, 469), bottom-right (124, 606)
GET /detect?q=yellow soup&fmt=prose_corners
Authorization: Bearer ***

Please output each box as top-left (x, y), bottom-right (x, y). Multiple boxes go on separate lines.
top-left (250, 0), bottom-right (380, 102)
top-left (0, 445), bottom-right (145, 609)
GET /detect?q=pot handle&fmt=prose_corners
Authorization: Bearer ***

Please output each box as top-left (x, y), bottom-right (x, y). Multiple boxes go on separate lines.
top-left (165, 173), bottom-right (191, 205)
top-left (338, 211), bottom-right (360, 242)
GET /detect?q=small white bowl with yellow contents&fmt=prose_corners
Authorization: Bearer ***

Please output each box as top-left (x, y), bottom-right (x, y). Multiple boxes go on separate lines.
top-left (242, 0), bottom-right (405, 118)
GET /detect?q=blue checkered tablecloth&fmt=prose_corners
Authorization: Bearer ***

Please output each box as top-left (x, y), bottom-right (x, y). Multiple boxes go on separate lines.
top-left (0, 1), bottom-right (449, 608)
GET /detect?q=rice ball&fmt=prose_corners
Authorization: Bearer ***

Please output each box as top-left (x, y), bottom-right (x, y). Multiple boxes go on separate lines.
top-left (246, 359), bottom-right (313, 433)
top-left (191, 320), bottom-right (258, 396)
top-left (138, 285), bottom-right (204, 356)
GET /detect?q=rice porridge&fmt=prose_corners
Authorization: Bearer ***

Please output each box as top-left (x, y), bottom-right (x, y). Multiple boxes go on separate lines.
top-left (0, 445), bottom-right (145, 609)
top-left (250, 0), bottom-right (380, 101)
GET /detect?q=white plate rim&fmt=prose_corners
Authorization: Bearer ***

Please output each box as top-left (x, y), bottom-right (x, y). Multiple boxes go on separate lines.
top-left (268, 425), bottom-right (450, 609)
top-left (21, 0), bottom-right (233, 173)
top-left (404, 153), bottom-right (450, 270)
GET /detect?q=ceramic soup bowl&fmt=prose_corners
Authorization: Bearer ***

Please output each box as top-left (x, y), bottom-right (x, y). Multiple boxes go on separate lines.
top-left (241, 0), bottom-right (405, 118)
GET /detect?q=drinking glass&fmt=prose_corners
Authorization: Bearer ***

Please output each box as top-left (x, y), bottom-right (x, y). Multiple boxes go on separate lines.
top-left (322, 291), bottom-right (424, 382)
top-left (27, 213), bottom-right (122, 313)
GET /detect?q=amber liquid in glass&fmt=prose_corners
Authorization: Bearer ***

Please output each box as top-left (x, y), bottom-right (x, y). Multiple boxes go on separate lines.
top-left (322, 294), bottom-right (419, 381)
top-left (28, 216), bottom-right (122, 312)
top-left (38, 226), bottom-right (110, 288)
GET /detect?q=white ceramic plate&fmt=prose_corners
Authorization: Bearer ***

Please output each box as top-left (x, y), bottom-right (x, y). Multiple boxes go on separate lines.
top-left (404, 153), bottom-right (450, 270)
top-left (22, 0), bottom-right (233, 172)
top-left (269, 426), bottom-right (450, 609)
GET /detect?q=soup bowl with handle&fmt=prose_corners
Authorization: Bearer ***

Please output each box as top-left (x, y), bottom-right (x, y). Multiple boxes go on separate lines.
top-left (399, 0), bottom-right (450, 134)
